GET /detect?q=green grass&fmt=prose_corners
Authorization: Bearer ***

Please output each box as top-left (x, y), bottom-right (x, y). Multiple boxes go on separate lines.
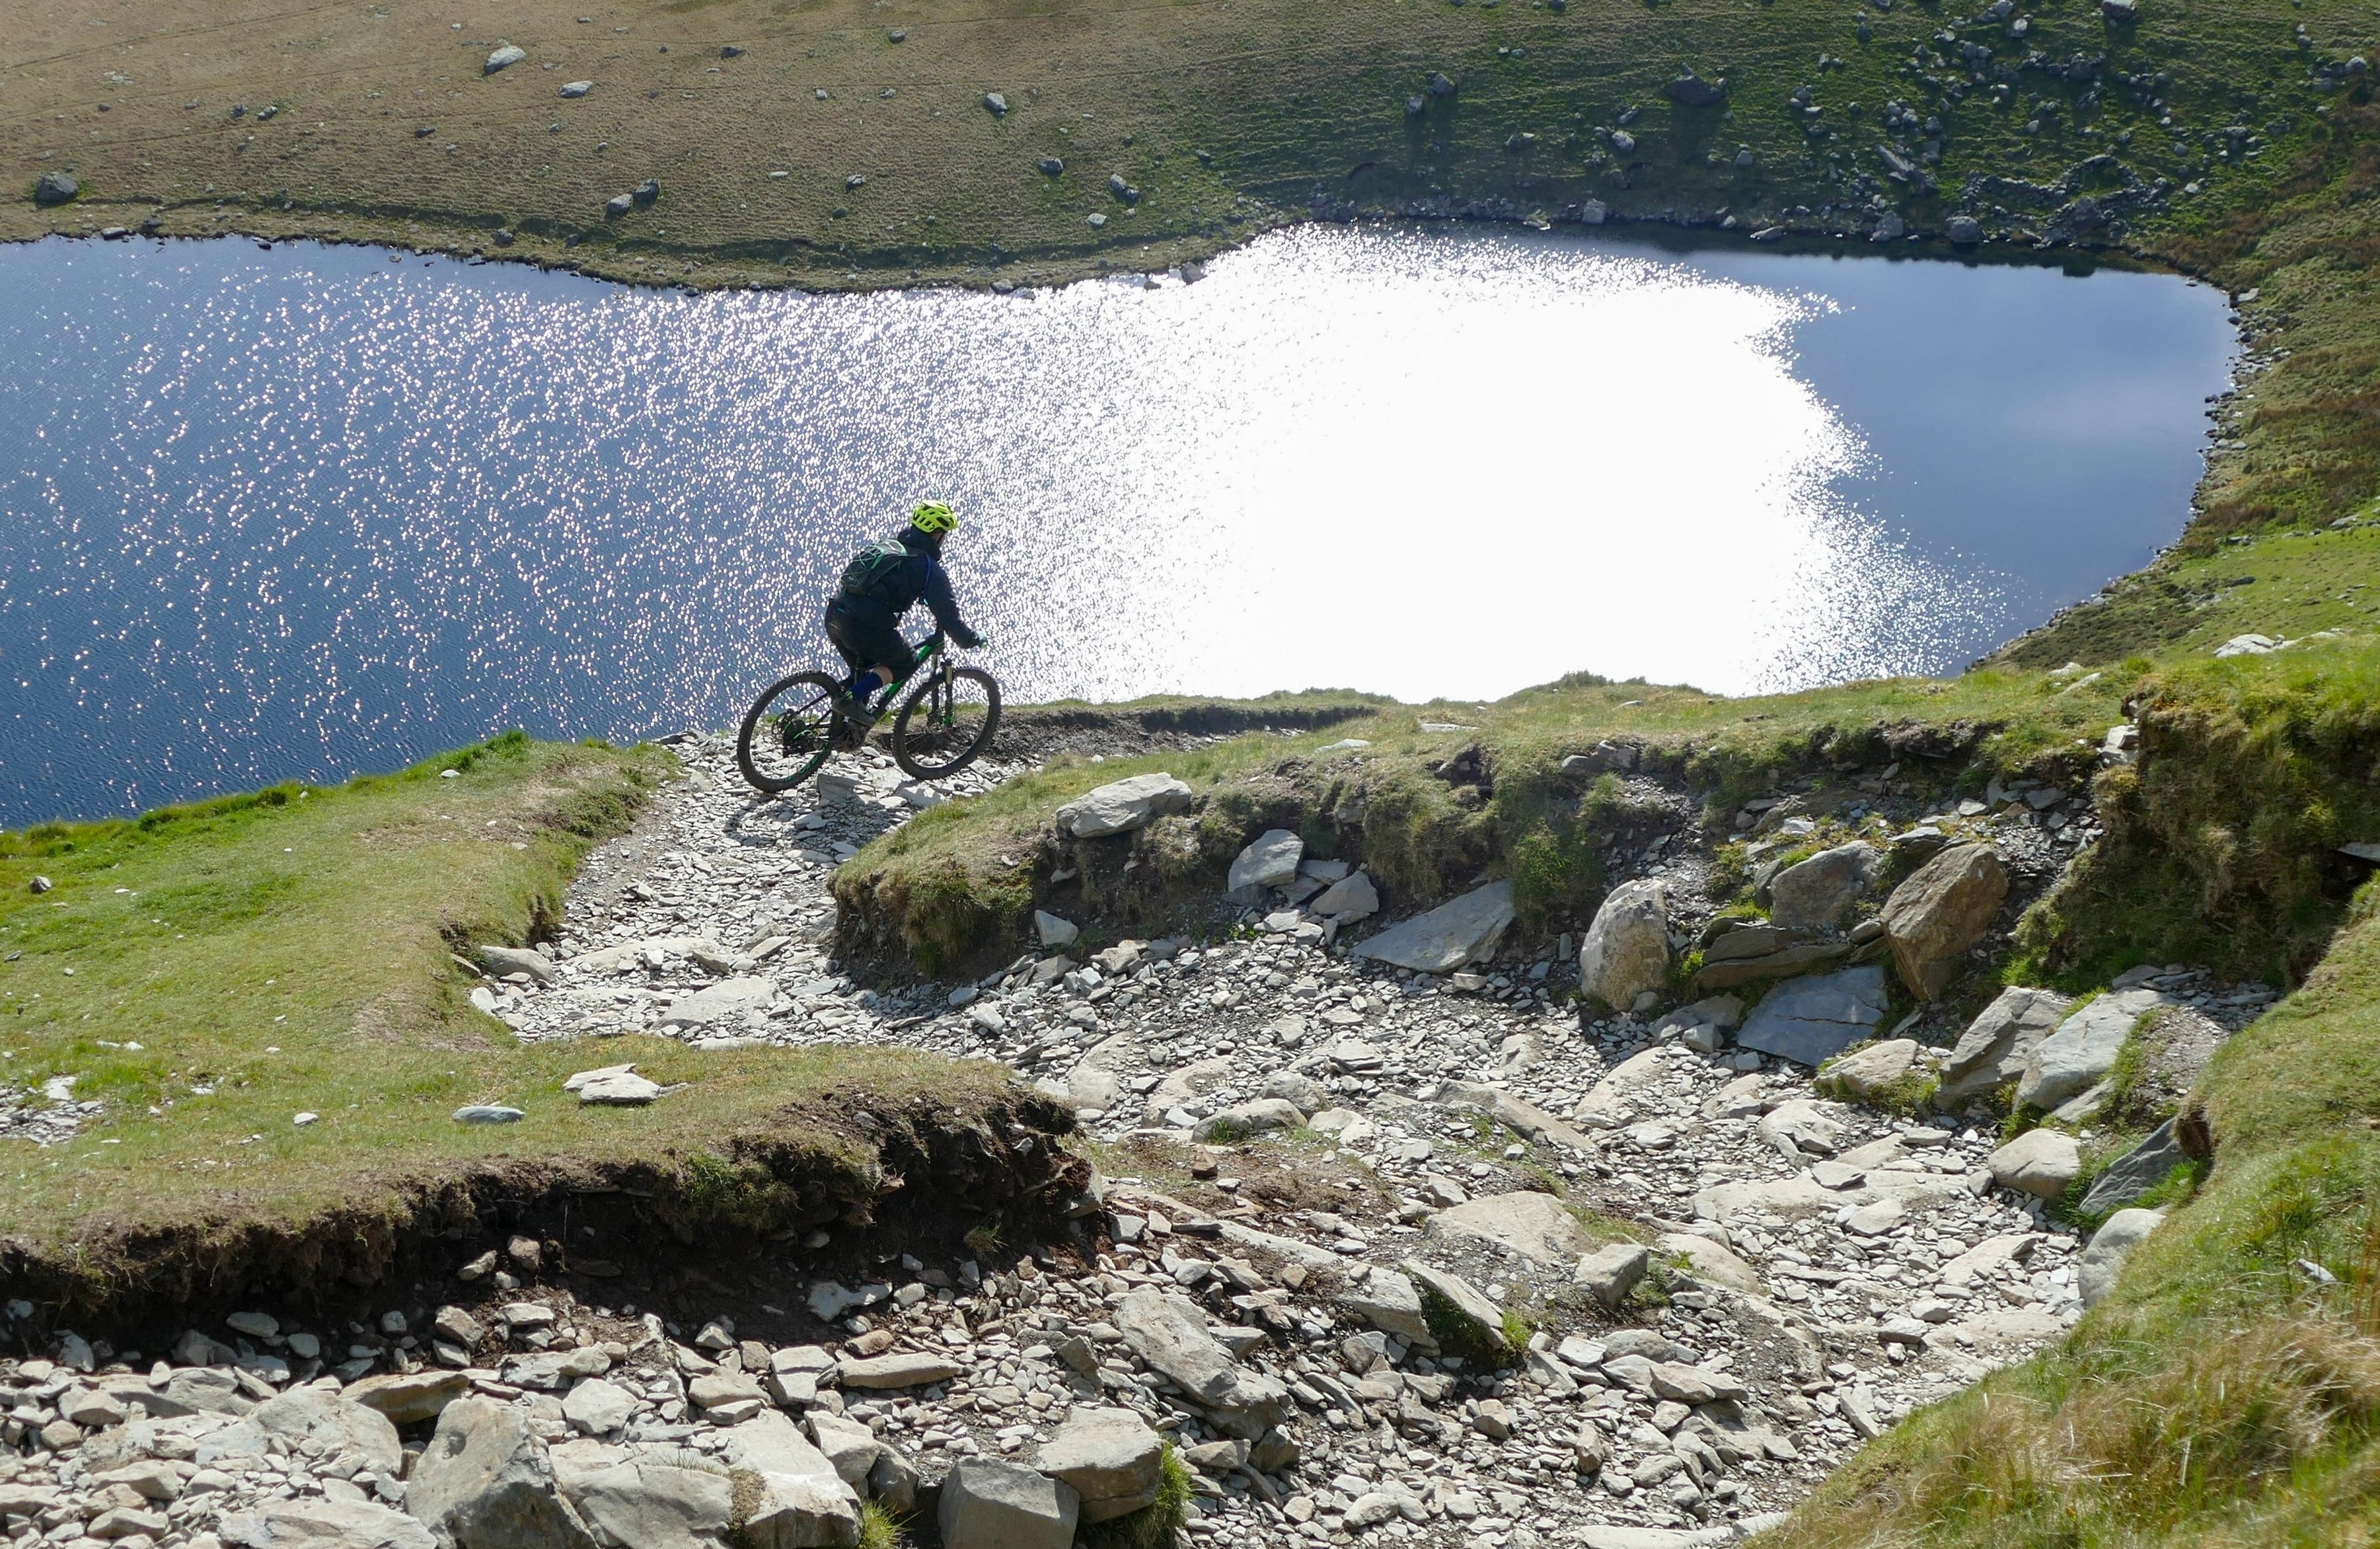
top-left (0, 731), bottom-right (1042, 1308)
top-left (2013, 634), bottom-right (2380, 988)
top-left (856, 1499), bottom-right (906, 1549)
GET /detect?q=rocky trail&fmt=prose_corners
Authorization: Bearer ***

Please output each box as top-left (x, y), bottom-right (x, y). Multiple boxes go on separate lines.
top-left (0, 728), bottom-right (2276, 1549)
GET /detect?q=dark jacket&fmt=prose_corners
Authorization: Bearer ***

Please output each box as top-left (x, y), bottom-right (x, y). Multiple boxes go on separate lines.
top-left (831, 529), bottom-right (982, 648)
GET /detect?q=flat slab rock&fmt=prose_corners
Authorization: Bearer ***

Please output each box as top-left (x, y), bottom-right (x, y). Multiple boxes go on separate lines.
top-left (220, 1498), bottom-right (436, 1549)
top-left (567, 1065), bottom-right (662, 1105)
top-left (1736, 964), bottom-right (1890, 1066)
top-left (1053, 772), bottom-right (1193, 839)
top-left (1351, 880), bottom-right (1514, 973)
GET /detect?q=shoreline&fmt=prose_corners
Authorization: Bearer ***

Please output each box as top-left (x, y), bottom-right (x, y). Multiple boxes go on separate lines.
top-left (4, 191), bottom-right (2206, 298)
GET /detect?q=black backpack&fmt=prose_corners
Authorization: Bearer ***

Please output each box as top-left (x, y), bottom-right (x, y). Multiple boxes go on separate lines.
top-left (837, 537), bottom-right (911, 603)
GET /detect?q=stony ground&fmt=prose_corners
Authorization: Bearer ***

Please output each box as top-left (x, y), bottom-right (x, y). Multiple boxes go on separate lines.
top-left (0, 735), bottom-right (2278, 1548)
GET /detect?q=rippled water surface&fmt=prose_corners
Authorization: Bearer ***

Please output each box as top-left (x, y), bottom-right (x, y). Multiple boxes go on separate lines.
top-left (2, 227), bottom-right (2234, 825)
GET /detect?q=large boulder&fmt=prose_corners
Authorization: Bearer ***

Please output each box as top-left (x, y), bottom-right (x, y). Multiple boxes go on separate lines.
top-left (560, 1379), bottom-right (636, 1437)
top-left (1988, 1128), bottom-right (2082, 1199)
top-left (1035, 1406), bottom-right (1165, 1523)
top-left (1111, 1290), bottom-right (1287, 1438)
top-left (1399, 1260), bottom-right (1507, 1351)
top-left (2079, 1208), bottom-right (2164, 1306)
top-left (1226, 829), bottom-right (1304, 893)
top-left (1937, 987), bottom-right (2074, 1106)
top-left (1426, 1191), bottom-right (1592, 1266)
top-left (220, 1499), bottom-right (436, 1549)
top-left (1434, 1081), bottom-right (1590, 1149)
top-left (2017, 989), bottom-right (2172, 1112)
top-left (1767, 842), bottom-right (1880, 931)
top-left (805, 1412), bottom-right (884, 1490)
top-left (1310, 870), bottom-right (1380, 920)
top-left (1351, 881), bottom-right (1514, 973)
top-left (475, 944), bottom-right (558, 983)
top-left (1191, 1096), bottom-right (1306, 1143)
top-left (1572, 1244), bottom-right (1651, 1307)
top-left (1735, 965), bottom-right (1890, 1066)
top-left (1054, 773), bottom-right (1194, 839)
top-left (407, 1397), bottom-right (597, 1549)
top-left (938, 1458), bottom-right (1079, 1549)
top-left (720, 1411), bottom-right (847, 1486)
top-left (1578, 880), bottom-right (1669, 1007)
top-left (1693, 923), bottom-right (1850, 991)
top-left (1656, 1232), bottom-right (1765, 1295)
top-left (1878, 843), bottom-right (2008, 999)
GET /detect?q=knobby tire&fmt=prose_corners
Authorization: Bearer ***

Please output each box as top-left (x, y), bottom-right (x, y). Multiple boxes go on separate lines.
top-left (736, 671), bottom-right (846, 793)
top-left (891, 666), bottom-right (1001, 780)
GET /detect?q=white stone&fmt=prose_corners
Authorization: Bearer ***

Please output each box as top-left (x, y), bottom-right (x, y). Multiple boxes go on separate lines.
top-left (1988, 1128), bottom-right (2082, 1199)
top-left (2017, 989), bottom-right (2171, 1111)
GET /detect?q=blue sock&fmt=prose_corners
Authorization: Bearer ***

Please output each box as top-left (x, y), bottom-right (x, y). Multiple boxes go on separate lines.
top-left (848, 670), bottom-right (882, 700)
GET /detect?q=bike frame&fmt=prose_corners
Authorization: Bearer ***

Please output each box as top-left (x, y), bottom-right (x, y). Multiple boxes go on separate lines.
top-left (860, 632), bottom-right (951, 719)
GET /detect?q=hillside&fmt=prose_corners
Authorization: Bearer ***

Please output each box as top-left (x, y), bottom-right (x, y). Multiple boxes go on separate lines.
top-left (11, 1), bottom-right (2380, 1544)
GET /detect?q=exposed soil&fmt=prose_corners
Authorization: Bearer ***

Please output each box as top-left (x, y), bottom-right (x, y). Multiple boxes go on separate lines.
top-left (0, 1084), bottom-right (1082, 1347)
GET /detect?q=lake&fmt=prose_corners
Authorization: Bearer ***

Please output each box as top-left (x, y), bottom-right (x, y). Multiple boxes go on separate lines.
top-left (0, 225), bottom-right (2235, 827)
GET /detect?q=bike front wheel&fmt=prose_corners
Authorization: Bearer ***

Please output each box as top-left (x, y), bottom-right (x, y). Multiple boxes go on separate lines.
top-left (891, 667), bottom-right (1002, 781)
top-left (736, 671), bottom-right (846, 793)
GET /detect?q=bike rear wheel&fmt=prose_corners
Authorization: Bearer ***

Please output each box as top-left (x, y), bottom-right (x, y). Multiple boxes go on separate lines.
top-left (736, 671), bottom-right (846, 793)
top-left (891, 667), bottom-right (1002, 780)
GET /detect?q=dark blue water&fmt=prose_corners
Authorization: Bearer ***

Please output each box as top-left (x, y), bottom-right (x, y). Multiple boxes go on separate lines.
top-left (0, 228), bottom-right (2235, 828)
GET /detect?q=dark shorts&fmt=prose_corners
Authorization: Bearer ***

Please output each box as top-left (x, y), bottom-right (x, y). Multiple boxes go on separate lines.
top-left (825, 603), bottom-right (912, 679)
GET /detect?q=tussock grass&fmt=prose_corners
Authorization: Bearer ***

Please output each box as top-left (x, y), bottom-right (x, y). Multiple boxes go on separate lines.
top-left (1780, 1313), bottom-right (2380, 1548)
top-left (1076, 1444), bottom-right (1191, 1549)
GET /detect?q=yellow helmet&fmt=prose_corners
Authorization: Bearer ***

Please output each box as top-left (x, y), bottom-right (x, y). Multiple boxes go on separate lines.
top-left (910, 501), bottom-right (959, 535)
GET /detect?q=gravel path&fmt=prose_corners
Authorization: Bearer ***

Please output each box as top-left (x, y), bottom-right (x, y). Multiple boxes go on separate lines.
top-left (0, 736), bottom-right (2277, 1548)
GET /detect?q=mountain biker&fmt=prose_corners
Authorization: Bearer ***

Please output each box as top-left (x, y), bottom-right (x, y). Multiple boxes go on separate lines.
top-left (825, 501), bottom-right (985, 722)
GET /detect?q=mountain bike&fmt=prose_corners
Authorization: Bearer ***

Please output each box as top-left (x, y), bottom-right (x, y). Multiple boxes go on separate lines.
top-left (735, 632), bottom-right (1002, 794)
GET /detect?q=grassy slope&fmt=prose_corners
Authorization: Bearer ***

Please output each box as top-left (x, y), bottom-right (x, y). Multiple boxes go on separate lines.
top-left (1999, 81), bottom-right (2380, 665)
top-left (8, 0), bottom-right (2371, 290)
top-left (0, 731), bottom-right (1037, 1310)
